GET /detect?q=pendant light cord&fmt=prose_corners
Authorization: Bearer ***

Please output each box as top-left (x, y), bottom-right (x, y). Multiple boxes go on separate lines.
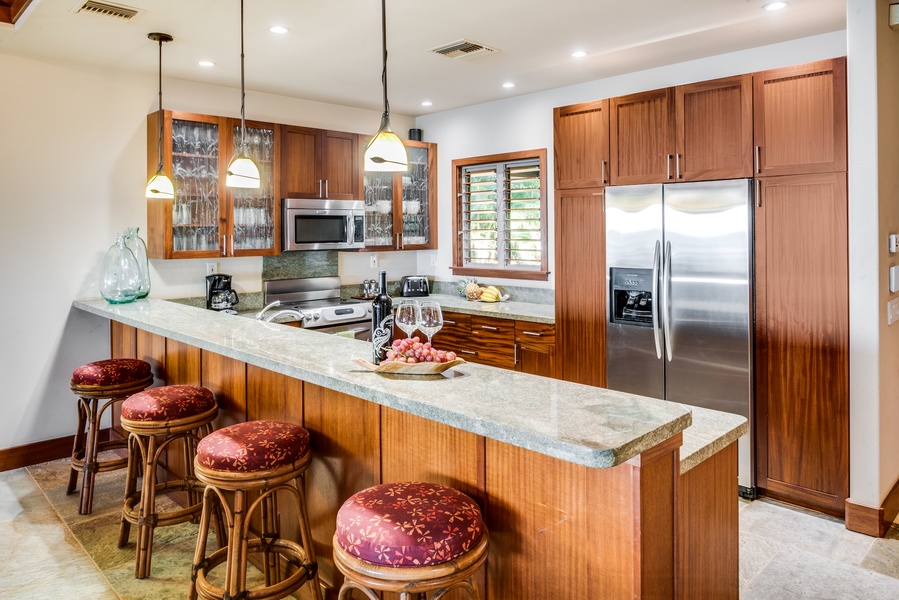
top-left (239, 0), bottom-right (248, 152)
top-left (156, 38), bottom-right (164, 172)
top-left (381, 0), bottom-right (389, 120)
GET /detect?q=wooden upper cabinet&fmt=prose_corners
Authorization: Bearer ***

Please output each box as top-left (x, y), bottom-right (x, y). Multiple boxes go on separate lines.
top-left (553, 99), bottom-right (610, 189)
top-left (675, 74), bottom-right (753, 181)
top-left (280, 125), bottom-right (360, 200)
top-left (753, 57), bottom-right (847, 177)
top-left (609, 88), bottom-right (676, 185)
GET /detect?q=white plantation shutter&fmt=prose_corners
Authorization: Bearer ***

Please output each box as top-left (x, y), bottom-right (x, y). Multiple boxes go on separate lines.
top-left (461, 158), bottom-right (542, 271)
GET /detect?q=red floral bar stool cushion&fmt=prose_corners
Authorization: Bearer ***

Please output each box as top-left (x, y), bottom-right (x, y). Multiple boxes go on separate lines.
top-left (71, 359), bottom-right (152, 387)
top-left (335, 481), bottom-right (485, 568)
top-left (121, 385), bottom-right (216, 422)
top-left (196, 420), bottom-right (310, 473)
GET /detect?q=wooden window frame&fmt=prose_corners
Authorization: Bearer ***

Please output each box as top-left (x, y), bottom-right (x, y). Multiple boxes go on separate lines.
top-left (451, 148), bottom-right (549, 281)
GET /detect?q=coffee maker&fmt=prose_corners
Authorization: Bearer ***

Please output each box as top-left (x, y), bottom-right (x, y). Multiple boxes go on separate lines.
top-left (206, 274), bottom-right (240, 313)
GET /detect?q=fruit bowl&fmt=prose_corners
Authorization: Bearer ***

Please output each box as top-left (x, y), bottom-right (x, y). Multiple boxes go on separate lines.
top-left (353, 357), bottom-right (466, 375)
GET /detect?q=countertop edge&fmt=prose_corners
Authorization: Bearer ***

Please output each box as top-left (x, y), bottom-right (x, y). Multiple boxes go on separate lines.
top-left (678, 405), bottom-right (749, 475)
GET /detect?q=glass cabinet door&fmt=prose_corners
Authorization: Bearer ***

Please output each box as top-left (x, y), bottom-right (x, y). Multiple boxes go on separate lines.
top-left (171, 119), bottom-right (221, 254)
top-left (231, 125), bottom-right (276, 253)
top-left (402, 145), bottom-right (430, 246)
top-left (363, 171), bottom-right (395, 247)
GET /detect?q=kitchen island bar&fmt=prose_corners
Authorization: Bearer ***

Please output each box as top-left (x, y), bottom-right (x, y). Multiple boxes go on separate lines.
top-left (73, 298), bottom-right (742, 600)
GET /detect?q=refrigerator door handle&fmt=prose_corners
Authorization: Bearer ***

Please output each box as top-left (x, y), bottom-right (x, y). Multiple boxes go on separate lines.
top-left (663, 240), bottom-right (673, 362)
top-left (652, 240), bottom-right (662, 360)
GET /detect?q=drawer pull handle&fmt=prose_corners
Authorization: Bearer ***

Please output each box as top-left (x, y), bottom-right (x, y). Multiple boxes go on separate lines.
top-left (459, 349), bottom-right (478, 355)
top-left (444, 320), bottom-right (456, 325)
top-left (522, 331), bottom-right (543, 337)
top-left (480, 325), bottom-right (499, 331)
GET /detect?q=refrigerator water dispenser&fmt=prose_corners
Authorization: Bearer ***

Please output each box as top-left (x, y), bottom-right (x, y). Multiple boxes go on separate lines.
top-left (609, 267), bottom-right (653, 326)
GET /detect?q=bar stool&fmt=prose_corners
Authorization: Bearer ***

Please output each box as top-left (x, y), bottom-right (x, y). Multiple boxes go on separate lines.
top-left (117, 384), bottom-right (218, 579)
top-left (190, 420), bottom-right (322, 600)
top-left (333, 481), bottom-right (489, 600)
top-left (67, 358), bottom-right (154, 515)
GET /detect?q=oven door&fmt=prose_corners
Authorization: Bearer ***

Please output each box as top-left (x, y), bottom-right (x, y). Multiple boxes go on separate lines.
top-left (309, 321), bottom-right (372, 342)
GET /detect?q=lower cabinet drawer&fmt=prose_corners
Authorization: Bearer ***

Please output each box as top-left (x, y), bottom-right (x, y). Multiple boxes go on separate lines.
top-left (469, 317), bottom-right (515, 369)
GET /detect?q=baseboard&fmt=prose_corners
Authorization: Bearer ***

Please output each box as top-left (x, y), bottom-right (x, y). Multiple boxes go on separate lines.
top-left (0, 429), bottom-right (114, 472)
top-left (845, 476), bottom-right (899, 538)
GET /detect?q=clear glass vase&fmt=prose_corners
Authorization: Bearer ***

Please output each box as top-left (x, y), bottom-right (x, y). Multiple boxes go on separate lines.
top-left (99, 234), bottom-right (141, 304)
top-left (124, 226), bottom-right (151, 298)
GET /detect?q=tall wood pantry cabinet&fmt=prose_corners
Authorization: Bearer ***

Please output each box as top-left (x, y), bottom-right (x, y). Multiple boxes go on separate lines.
top-left (146, 110), bottom-right (281, 259)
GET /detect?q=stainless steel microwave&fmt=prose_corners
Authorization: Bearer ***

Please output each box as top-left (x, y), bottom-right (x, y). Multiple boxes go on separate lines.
top-left (282, 198), bottom-right (365, 251)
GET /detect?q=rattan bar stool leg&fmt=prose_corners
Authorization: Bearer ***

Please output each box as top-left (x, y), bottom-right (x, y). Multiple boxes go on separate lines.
top-left (79, 397), bottom-right (101, 515)
top-left (66, 397), bottom-right (88, 496)
top-left (134, 434), bottom-right (161, 579)
top-left (117, 434), bottom-right (141, 548)
top-left (295, 474), bottom-right (323, 600)
top-left (261, 491), bottom-right (281, 586)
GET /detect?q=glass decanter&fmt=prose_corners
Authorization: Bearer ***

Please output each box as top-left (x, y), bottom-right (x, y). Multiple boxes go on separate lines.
top-left (99, 234), bottom-right (141, 304)
top-left (123, 226), bottom-right (151, 299)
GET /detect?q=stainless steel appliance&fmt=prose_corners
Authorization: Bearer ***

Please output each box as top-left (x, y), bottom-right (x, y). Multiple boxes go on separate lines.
top-left (282, 198), bottom-right (365, 251)
top-left (259, 277), bottom-right (372, 341)
top-left (400, 275), bottom-right (429, 297)
top-left (605, 179), bottom-right (754, 494)
top-left (206, 274), bottom-right (239, 313)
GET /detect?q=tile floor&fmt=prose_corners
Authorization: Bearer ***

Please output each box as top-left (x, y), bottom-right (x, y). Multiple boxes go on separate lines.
top-left (2, 456), bottom-right (899, 599)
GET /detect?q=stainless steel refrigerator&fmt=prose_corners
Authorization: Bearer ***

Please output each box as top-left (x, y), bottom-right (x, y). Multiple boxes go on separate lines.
top-left (605, 179), bottom-right (754, 493)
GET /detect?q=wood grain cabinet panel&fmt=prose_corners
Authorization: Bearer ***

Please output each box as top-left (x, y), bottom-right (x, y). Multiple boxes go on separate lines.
top-left (609, 88), bottom-right (676, 185)
top-left (675, 74), bottom-right (753, 181)
top-left (302, 383), bottom-right (380, 597)
top-left (200, 351), bottom-right (247, 430)
top-left (469, 316), bottom-right (515, 369)
top-left (553, 99), bottom-right (610, 189)
top-left (280, 125), bottom-right (359, 200)
top-left (554, 188), bottom-right (606, 387)
top-left (514, 321), bottom-right (555, 378)
top-left (753, 58), bottom-right (847, 176)
top-left (754, 173), bottom-right (849, 516)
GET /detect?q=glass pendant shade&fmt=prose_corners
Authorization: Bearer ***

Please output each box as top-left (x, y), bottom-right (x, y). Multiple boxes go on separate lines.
top-left (145, 170), bottom-right (174, 199)
top-left (364, 117), bottom-right (408, 172)
top-left (226, 152), bottom-right (261, 188)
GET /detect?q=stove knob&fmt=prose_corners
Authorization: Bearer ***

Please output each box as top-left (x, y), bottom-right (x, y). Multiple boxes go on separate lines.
top-left (303, 314), bottom-right (312, 322)
top-left (313, 313), bottom-right (321, 321)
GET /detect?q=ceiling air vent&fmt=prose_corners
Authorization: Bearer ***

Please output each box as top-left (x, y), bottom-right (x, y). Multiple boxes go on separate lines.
top-left (430, 39), bottom-right (497, 61)
top-left (76, 1), bottom-right (139, 21)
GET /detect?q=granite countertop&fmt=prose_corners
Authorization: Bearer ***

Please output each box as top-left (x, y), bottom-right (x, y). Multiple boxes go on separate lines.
top-left (412, 293), bottom-right (554, 324)
top-left (73, 298), bottom-right (692, 469)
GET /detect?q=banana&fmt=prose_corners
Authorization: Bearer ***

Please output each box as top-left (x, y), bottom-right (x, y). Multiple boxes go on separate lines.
top-left (479, 288), bottom-right (500, 302)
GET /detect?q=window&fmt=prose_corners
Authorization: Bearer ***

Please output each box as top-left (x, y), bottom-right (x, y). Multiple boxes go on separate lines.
top-left (451, 149), bottom-right (548, 281)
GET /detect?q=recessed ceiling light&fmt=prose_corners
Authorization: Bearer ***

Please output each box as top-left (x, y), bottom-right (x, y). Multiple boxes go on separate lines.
top-left (269, 25), bottom-right (289, 34)
top-left (571, 51), bottom-right (588, 58)
top-left (502, 82), bottom-right (515, 89)
top-left (763, 1), bottom-right (788, 10)
top-left (198, 61), bottom-right (215, 68)
top-left (421, 101), bottom-right (433, 107)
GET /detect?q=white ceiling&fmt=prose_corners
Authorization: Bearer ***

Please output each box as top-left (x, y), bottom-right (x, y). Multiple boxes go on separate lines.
top-left (0, 0), bottom-right (846, 117)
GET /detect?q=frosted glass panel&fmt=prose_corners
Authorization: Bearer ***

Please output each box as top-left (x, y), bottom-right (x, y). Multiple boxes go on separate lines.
top-left (231, 126), bottom-right (275, 251)
top-left (171, 119), bottom-right (220, 253)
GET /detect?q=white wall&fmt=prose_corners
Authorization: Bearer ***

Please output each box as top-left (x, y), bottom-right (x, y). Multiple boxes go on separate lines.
top-left (0, 53), bottom-right (413, 449)
top-left (416, 31), bottom-right (848, 290)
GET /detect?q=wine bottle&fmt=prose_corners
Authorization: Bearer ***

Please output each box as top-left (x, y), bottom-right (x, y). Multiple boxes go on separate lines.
top-left (371, 270), bottom-right (394, 364)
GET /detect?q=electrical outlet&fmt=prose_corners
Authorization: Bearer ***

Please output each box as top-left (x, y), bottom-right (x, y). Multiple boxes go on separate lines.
top-left (370, 255), bottom-right (378, 269)
top-left (430, 253), bottom-right (437, 267)
top-left (206, 262), bottom-right (218, 276)
top-left (890, 298), bottom-right (899, 326)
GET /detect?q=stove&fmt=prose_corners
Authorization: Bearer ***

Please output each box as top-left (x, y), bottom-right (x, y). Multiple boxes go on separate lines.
top-left (262, 277), bottom-right (372, 332)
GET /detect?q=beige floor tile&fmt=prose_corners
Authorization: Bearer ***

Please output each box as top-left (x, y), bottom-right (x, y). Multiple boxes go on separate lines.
top-left (861, 526), bottom-right (899, 579)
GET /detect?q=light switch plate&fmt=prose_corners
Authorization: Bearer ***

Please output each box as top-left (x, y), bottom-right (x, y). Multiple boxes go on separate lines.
top-left (892, 265), bottom-right (899, 293)
top-left (889, 298), bottom-right (899, 326)
top-left (890, 234), bottom-right (899, 254)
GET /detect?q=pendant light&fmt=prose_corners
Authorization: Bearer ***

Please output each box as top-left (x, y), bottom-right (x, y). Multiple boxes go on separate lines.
top-left (226, 0), bottom-right (261, 188)
top-left (363, 0), bottom-right (408, 172)
top-left (146, 32), bottom-right (174, 199)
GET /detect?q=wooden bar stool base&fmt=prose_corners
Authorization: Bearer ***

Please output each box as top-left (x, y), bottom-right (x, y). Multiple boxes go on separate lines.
top-left (117, 385), bottom-right (218, 579)
top-left (68, 359), bottom-right (153, 515)
top-left (190, 421), bottom-right (322, 600)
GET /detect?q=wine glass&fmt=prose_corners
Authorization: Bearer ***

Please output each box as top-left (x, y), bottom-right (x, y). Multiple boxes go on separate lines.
top-left (418, 301), bottom-right (443, 343)
top-left (395, 300), bottom-right (420, 339)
